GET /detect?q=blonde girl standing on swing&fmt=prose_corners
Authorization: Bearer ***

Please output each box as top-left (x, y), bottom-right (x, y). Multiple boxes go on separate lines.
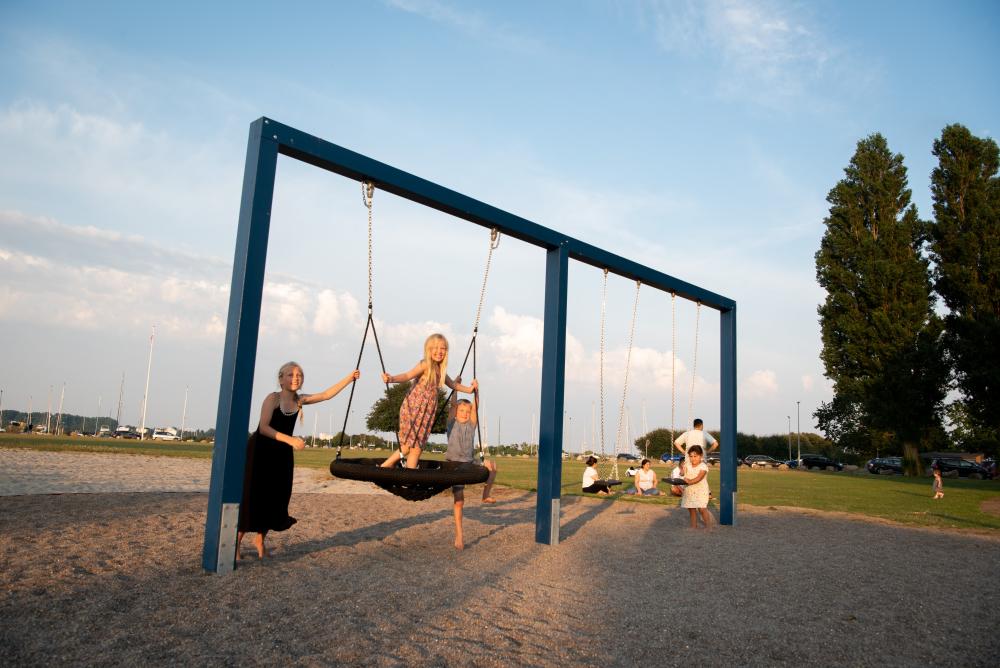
top-left (381, 333), bottom-right (478, 469)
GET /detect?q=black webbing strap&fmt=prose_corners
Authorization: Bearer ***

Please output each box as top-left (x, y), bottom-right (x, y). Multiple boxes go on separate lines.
top-left (336, 309), bottom-right (399, 458)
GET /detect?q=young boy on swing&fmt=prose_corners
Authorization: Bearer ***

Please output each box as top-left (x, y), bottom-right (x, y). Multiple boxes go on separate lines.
top-left (446, 378), bottom-right (497, 550)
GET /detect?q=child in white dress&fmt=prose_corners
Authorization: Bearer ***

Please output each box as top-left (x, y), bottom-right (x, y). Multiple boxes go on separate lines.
top-left (681, 445), bottom-right (712, 528)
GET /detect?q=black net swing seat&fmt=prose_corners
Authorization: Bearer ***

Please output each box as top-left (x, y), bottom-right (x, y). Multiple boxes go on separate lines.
top-left (329, 458), bottom-right (490, 502)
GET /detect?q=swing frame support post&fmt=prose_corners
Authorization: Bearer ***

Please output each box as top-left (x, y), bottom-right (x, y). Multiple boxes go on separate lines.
top-left (536, 243), bottom-right (569, 545)
top-left (202, 119), bottom-right (277, 573)
top-left (719, 305), bottom-right (737, 525)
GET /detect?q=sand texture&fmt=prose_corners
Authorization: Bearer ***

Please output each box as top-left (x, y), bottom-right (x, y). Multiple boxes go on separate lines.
top-left (1, 449), bottom-right (998, 667)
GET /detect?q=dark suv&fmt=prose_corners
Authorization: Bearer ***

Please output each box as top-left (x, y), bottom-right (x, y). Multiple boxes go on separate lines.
top-left (866, 456), bottom-right (903, 475)
top-left (799, 454), bottom-right (844, 471)
top-left (932, 458), bottom-right (991, 480)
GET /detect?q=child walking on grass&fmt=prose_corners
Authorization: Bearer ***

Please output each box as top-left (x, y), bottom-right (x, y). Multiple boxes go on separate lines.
top-left (446, 383), bottom-right (497, 550)
top-left (932, 466), bottom-right (944, 499)
top-left (380, 333), bottom-right (477, 469)
top-left (681, 445), bottom-right (712, 529)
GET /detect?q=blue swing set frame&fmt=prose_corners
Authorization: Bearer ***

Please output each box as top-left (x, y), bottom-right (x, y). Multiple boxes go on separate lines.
top-left (202, 117), bottom-right (737, 573)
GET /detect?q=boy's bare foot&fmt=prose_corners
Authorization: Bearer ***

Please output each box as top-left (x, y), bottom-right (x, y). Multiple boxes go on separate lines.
top-left (482, 497), bottom-right (496, 504)
top-left (454, 538), bottom-right (464, 550)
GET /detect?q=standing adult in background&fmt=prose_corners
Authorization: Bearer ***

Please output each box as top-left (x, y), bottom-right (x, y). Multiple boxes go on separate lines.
top-left (673, 418), bottom-right (718, 459)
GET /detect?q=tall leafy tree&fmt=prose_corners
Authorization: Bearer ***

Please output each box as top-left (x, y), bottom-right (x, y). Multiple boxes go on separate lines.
top-left (814, 134), bottom-right (947, 470)
top-left (928, 124), bottom-right (1000, 455)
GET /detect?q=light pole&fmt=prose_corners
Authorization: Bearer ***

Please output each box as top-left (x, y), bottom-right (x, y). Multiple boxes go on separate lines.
top-left (796, 401), bottom-right (801, 462)
top-left (139, 325), bottom-right (155, 441)
top-left (787, 415), bottom-right (792, 461)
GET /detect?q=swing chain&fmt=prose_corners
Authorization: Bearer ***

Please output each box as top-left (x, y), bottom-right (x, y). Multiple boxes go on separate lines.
top-left (688, 301), bottom-right (701, 426)
top-left (473, 228), bottom-right (500, 333)
top-left (599, 269), bottom-right (608, 457)
top-left (614, 280), bottom-right (640, 456)
top-left (362, 181), bottom-right (375, 312)
top-left (671, 292), bottom-right (676, 445)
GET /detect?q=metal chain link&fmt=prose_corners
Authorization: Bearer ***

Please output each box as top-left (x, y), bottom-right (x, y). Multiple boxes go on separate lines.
top-left (614, 281), bottom-right (640, 456)
top-left (362, 181), bottom-right (374, 311)
top-left (472, 229), bottom-right (500, 332)
top-left (688, 301), bottom-right (701, 426)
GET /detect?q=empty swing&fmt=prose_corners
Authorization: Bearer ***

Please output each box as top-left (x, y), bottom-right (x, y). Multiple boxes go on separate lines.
top-left (593, 269), bottom-right (642, 489)
top-left (662, 294), bottom-right (702, 487)
top-left (329, 182), bottom-right (497, 501)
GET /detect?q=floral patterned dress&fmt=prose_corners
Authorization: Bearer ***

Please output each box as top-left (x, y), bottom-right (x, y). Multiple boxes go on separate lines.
top-left (399, 379), bottom-right (439, 451)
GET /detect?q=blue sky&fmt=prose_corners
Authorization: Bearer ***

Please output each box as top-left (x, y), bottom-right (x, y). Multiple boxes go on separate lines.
top-left (1, 1), bottom-right (998, 448)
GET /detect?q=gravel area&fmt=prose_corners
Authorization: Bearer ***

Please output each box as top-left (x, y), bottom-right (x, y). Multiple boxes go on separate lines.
top-left (1, 450), bottom-right (998, 666)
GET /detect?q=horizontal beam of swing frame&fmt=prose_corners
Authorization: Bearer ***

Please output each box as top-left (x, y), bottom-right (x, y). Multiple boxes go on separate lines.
top-left (202, 117), bottom-right (738, 573)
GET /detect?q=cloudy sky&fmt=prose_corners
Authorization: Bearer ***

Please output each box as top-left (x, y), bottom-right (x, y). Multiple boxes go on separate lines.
top-left (1, 1), bottom-right (997, 449)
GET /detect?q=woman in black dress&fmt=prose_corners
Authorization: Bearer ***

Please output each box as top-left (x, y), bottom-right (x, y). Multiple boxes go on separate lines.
top-left (238, 361), bottom-right (360, 559)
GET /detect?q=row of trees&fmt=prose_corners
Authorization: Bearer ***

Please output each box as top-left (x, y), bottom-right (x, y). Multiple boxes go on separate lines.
top-left (816, 124), bottom-right (999, 468)
top-left (632, 428), bottom-right (836, 462)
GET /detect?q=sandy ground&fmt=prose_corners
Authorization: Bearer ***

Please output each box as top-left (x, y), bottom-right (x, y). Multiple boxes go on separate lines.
top-left (1, 449), bottom-right (998, 667)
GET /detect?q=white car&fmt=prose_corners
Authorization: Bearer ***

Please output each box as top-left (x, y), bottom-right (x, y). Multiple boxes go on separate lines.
top-left (151, 428), bottom-right (180, 441)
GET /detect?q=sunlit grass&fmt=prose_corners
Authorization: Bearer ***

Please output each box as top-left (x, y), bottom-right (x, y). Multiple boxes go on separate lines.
top-left (4, 435), bottom-right (997, 531)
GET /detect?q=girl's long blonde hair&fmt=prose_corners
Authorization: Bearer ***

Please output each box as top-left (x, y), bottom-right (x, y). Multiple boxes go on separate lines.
top-left (421, 333), bottom-right (449, 387)
top-left (277, 361), bottom-right (304, 423)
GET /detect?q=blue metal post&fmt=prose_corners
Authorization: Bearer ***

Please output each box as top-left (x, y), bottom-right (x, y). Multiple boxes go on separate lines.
top-left (202, 119), bottom-right (278, 572)
top-left (535, 243), bottom-right (569, 545)
top-left (719, 305), bottom-right (737, 525)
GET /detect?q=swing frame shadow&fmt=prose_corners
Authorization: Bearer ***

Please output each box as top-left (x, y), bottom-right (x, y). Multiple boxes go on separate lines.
top-left (202, 117), bottom-right (738, 573)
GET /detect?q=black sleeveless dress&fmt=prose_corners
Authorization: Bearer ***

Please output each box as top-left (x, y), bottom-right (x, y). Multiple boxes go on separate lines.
top-left (239, 403), bottom-right (299, 533)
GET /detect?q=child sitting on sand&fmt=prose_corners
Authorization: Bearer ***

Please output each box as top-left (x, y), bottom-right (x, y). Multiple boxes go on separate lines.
top-left (446, 383), bottom-right (497, 550)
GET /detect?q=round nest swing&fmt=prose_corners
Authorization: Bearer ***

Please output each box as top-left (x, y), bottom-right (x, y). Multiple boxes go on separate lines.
top-left (329, 458), bottom-right (489, 501)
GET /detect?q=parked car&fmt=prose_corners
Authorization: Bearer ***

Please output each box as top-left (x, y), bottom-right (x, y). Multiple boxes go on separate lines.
top-left (151, 428), bottom-right (180, 441)
top-left (616, 453), bottom-right (639, 462)
top-left (866, 456), bottom-right (903, 475)
top-left (743, 455), bottom-right (784, 468)
top-left (799, 454), bottom-right (844, 471)
top-left (932, 457), bottom-right (991, 480)
top-left (660, 452), bottom-right (684, 464)
top-left (784, 459), bottom-right (799, 469)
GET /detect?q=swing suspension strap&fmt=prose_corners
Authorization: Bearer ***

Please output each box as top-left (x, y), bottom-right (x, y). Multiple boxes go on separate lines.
top-left (614, 280), bottom-right (641, 456)
top-left (445, 228), bottom-right (500, 462)
top-left (670, 292), bottom-right (676, 446)
top-left (336, 182), bottom-right (398, 458)
top-left (687, 301), bottom-right (701, 428)
top-left (599, 269), bottom-right (608, 458)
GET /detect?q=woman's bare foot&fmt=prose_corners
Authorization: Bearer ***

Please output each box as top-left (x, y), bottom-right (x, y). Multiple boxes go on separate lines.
top-left (482, 497), bottom-right (496, 504)
top-left (253, 533), bottom-right (268, 559)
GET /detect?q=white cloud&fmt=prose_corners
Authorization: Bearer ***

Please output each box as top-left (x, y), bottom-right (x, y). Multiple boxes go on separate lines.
top-left (742, 369), bottom-right (778, 398)
top-left (801, 374), bottom-right (814, 391)
top-left (641, 0), bottom-right (836, 106)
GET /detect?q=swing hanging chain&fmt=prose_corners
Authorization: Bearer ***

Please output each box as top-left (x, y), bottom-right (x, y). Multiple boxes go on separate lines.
top-left (472, 228), bottom-right (500, 333)
top-left (671, 292), bottom-right (676, 446)
top-left (599, 269), bottom-right (608, 458)
top-left (362, 181), bottom-right (375, 312)
top-left (688, 301), bottom-right (702, 427)
top-left (614, 280), bottom-right (641, 456)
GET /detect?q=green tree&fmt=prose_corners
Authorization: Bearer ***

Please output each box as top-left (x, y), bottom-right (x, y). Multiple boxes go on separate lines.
top-left (814, 133), bottom-right (948, 472)
top-left (633, 428), bottom-right (674, 460)
top-left (365, 382), bottom-right (449, 435)
top-left (928, 124), bottom-right (1000, 456)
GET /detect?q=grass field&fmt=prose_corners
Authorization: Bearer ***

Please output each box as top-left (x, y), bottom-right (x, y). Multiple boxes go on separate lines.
top-left (3, 434), bottom-right (998, 531)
